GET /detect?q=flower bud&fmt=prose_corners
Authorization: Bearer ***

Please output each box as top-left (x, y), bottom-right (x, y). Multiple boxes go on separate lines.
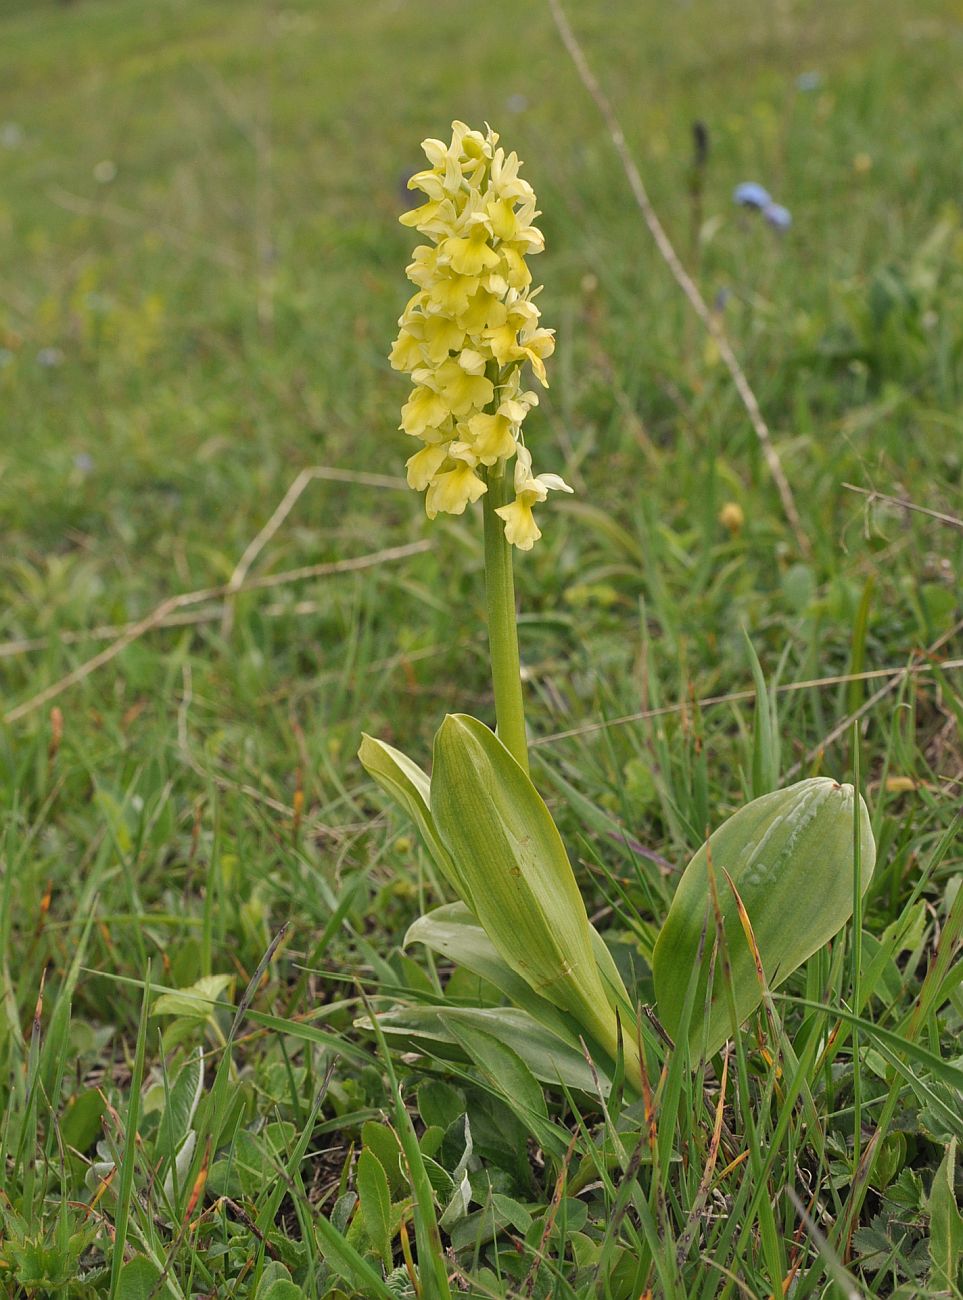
top-left (718, 501), bottom-right (744, 535)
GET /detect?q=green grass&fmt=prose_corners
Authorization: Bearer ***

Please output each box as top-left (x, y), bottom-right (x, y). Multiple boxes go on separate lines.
top-left (1, 0), bottom-right (962, 1294)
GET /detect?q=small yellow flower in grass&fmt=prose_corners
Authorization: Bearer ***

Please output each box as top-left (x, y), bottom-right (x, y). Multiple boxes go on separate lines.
top-left (391, 119), bottom-right (568, 545)
top-left (719, 501), bottom-right (745, 535)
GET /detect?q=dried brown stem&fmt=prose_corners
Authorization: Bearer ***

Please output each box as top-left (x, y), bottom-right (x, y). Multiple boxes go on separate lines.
top-left (533, 651), bottom-right (963, 749)
top-left (4, 538), bottom-right (431, 725)
top-left (842, 481), bottom-right (963, 532)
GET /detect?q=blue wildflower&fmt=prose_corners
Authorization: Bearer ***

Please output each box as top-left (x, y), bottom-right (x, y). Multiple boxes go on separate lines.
top-left (796, 71), bottom-right (822, 92)
top-left (762, 202), bottom-right (792, 231)
top-left (733, 182), bottom-right (772, 210)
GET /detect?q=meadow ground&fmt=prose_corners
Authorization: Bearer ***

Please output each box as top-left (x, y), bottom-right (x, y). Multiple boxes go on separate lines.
top-left (1, 0), bottom-right (962, 1295)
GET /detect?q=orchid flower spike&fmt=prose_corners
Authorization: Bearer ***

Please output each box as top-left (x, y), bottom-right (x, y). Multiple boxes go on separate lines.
top-left (390, 121), bottom-right (571, 546)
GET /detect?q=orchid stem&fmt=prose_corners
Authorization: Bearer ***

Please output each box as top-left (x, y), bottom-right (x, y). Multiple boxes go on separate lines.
top-left (483, 462), bottom-right (529, 773)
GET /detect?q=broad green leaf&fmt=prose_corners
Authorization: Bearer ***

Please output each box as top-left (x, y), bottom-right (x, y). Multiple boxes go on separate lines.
top-left (361, 1120), bottom-right (406, 1198)
top-left (448, 1206), bottom-right (513, 1254)
top-left (438, 1115), bottom-right (473, 1229)
top-left (358, 734), bottom-right (465, 899)
top-left (928, 1137), bottom-right (963, 1288)
top-left (153, 974), bottom-right (233, 1021)
top-left (332, 1191), bottom-right (356, 1235)
top-left (357, 1148), bottom-right (393, 1269)
top-left (446, 1024), bottom-right (565, 1157)
top-left (115, 1255), bottom-right (162, 1300)
top-left (416, 1079), bottom-right (465, 1132)
top-left (61, 1089), bottom-right (106, 1154)
top-left (491, 1194), bottom-right (533, 1235)
top-left (405, 903), bottom-right (578, 1044)
top-left (406, 901), bottom-right (632, 1042)
top-left (874, 1132), bottom-right (907, 1189)
top-left (257, 1283), bottom-right (304, 1300)
top-left (255, 1262), bottom-right (296, 1293)
top-left (360, 1004), bottom-right (609, 1096)
top-left (421, 1154), bottom-right (455, 1201)
top-left (430, 714), bottom-right (641, 1088)
top-left (314, 1203), bottom-right (396, 1300)
top-left (590, 925), bottom-right (636, 1021)
top-left (447, 1024), bottom-right (545, 1128)
top-left (571, 1230), bottom-right (602, 1267)
top-left (654, 778), bottom-right (875, 1058)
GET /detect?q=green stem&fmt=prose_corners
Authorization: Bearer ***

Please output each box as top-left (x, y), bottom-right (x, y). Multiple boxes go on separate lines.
top-left (482, 462), bottom-right (529, 773)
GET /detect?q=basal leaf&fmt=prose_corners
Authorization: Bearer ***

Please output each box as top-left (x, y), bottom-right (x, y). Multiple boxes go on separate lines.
top-left (357, 1147), bottom-right (393, 1270)
top-left (928, 1137), bottom-right (963, 1288)
top-left (360, 1004), bottom-right (609, 1096)
top-left (153, 974), bottom-right (233, 1022)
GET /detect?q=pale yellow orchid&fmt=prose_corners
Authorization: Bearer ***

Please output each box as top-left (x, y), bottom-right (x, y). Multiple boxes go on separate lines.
top-left (391, 120), bottom-right (569, 545)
